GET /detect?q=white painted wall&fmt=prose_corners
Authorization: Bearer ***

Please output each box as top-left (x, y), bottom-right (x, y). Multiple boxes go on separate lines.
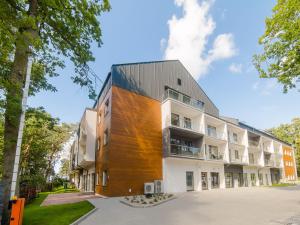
top-left (163, 158), bottom-right (225, 193)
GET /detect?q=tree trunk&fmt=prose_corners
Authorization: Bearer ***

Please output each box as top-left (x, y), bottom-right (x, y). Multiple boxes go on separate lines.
top-left (2, 38), bottom-right (29, 225)
top-left (2, 1), bottom-right (38, 224)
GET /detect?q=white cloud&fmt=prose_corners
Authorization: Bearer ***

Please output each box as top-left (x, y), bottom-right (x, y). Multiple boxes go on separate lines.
top-left (252, 79), bottom-right (278, 96)
top-left (163, 0), bottom-right (237, 80)
top-left (229, 63), bottom-right (242, 73)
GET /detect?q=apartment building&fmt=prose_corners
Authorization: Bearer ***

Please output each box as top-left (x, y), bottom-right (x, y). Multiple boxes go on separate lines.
top-left (69, 60), bottom-right (297, 195)
top-left (69, 108), bottom-right (97, 192)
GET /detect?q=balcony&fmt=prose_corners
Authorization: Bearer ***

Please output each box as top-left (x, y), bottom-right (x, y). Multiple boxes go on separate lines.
top-left (248, 140), bottom-right (260, 147)
top-left (264, 159), bottom-right (275, 167)
top-left (206, 130), bottom-right (226, 141)
top-left (248, 153), bottom-right (259, 165)
top-left (164, 89), bottom-right (204, 110)
top-left (170, 144), bottom-right (205, 159)
top-left (206, 153), bottom-right (223, 161)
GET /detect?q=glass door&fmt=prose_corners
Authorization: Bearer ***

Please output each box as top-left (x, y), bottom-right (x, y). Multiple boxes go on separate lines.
top-left (201, 172), bottom-right (208, 190)
top-left (238, 173), bottom-right (244, 187)
top-left (243, 173), bottom-right (248, 187)
top-left (225, 173), bottom-right (233, 188)
top-left (186, 171), bottom-right (194, 191)
top-left (251, 173), bottom-right (256, 186)
top-left (211, 172), bottom-right (220, 189)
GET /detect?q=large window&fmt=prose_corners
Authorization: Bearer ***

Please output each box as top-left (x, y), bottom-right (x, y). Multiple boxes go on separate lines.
top-left (234, 150), bottom-right (239, 159)
top-left (171, 113), bottom-right (180, 126)
top-left (207, 125), bottom-right (217, 137)
top-left (233, 133), bottom-right (238, 143)
top-left (249, 153), bottom-right (254, 164)
top-left (208, 145), bottom-right (219, 159)
top-left (102, 170), bottom-right (108, 186)
top-left (184, 117), bottom-right (191, 129)
top-left (104, 99), bottom-right (109, 116)
top-left (103, 129), bottom-right (109, 146)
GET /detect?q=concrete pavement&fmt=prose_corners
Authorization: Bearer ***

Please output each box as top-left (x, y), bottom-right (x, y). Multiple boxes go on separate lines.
top-left (79, 185), bottom-right (300, 225)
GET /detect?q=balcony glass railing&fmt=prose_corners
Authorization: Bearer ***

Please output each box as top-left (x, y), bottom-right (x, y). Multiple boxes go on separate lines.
top-left (264, 159), bottom-right (275, 167)
top-left (206, 130), bottom-right (226, 140)
top-left (206, 153), bottom-right (223, 161)
top-left (248, 140), bottom-right (259, 147)
top-left (171, 118), bottom-right (193, 130)
top-left (170, 144), bottom-right (205, 159)
top-left (164, 89), bottom-right (204, 110)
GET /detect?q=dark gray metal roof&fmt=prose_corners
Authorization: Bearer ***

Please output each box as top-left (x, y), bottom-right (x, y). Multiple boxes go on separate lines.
top-left (110, 60), bottom-right (219, 117)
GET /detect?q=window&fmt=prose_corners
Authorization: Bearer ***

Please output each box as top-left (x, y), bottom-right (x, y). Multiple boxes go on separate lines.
top-left (177, 78), bottom-right (181, 86)
top-left (182, 95), bottom-right (191, 104)
top-left (208, 145), bottom-right (219, 159)
top-left (207, 125), bottom-right (217, 137)
top-left (96, 173), bottom-right (99, 185)
top-left (234, 150), bottom-right (239, 159)
top-left (98, 113), bottom-right (101, 124)
top-left (249, 153), bottom-right (254, 164)
top-left (104, 129), bottom-right (109, 145)
top-left (184, 117), bottom-right (192, 129)
top-left (171, 113), bottom-right (180, 126)
top-left (104, 99), bottom-right (109, 116)
top-left (102, 170), bottom-right (108, 186)
top-left (233, 133), bottom-right (238, 143)
top-left (96, 138), bottom-right (101, 151)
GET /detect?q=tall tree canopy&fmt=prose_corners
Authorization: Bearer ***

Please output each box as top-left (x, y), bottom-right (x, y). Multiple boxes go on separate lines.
top-left (267, 118), bottom-right (300, 174)
top-left (253, 0), bottom-right (300, 92)
top-left (0, 0), bottom-right (110, 223)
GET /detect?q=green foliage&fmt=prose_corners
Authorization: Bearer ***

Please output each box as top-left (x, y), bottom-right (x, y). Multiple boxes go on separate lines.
top-left (59, 159), bottom-right (70, 179)
top-left (253, 0), bottom-right (300, 92)
top-left (23, 193), bottom-right (94, 225)
top-left (20, 107), bottom-right (73, 188)
top-left (267, 118), bottom-right (300, 174)
top-left (0, 0), bottom-right (111, 98)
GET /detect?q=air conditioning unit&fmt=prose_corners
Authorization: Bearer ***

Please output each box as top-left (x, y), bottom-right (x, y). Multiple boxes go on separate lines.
top-left (144, 182), bottom-right (154, 195)
top-left (154, 180), bottom-right (164, 194)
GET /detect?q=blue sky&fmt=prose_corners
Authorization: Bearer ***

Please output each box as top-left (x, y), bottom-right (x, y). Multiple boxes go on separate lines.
top-left (28, 0), bottom-right (300, 130)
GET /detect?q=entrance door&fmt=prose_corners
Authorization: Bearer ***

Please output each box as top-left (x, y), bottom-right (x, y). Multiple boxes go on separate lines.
top-left (186, 171), bottom-right (194, 191)
top-left (243, 173), bottom-right (248, 187)
top-left (201, 172), bottom-right (208, 190)
top-left (238, 173), bottom-right (244, 187)
top-left (259, 173), bottom-right (263, 185)
top-left (211, 172), bottom-right (220, 189)
top-left (225, 173), bottom-right (233, 188)
top-left (265, 174), bottom-right (269, 185)
top-left (250, 173), bottom-right (256, 186)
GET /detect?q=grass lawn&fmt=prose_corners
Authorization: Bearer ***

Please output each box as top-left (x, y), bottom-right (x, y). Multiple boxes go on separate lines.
top-left (270, 183), bottom-right (297, 187)
top-left (23, 188), bottom-right (94, 225)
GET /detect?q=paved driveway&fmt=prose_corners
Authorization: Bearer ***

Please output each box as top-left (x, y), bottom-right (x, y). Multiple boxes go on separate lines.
top-left (80, 186), bottom-right (300, 225)
top-left (41, 192), bottom-right (100, 206)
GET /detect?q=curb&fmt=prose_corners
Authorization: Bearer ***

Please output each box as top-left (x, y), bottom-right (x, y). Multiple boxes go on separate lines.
top-left (70, 208), bottom-right (98, 225)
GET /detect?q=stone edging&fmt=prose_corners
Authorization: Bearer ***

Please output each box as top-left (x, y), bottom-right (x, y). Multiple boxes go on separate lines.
top-left (69, 208), bottom-right (98, 225)
top-left (119, 196), bottom-right (177, 208)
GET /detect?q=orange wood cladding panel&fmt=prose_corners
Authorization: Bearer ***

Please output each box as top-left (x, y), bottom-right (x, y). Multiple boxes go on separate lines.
top-left (96, 86), bottom-right (163, 196)
top-left (283, 146), bottom-right (296, 179)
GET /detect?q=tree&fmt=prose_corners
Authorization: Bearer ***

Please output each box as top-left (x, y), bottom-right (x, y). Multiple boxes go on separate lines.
top-left (0, 1), bottom-right (110, 223)
top-left (267, 118), bottom-right (300, 174)
top-left (20, 108), bottom-right (73, 188)
top-left (253, 0), bottom-right (300, 92)
top-left (59, 159), bottom-right (70, 179)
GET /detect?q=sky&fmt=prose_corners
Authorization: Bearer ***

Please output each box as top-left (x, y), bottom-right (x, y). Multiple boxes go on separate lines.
top-left (28, 0), bottom-right (300, 130)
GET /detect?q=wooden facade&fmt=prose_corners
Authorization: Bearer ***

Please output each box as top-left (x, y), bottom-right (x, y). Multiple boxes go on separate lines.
top-left (283, 146), bottom-right (296, 180)
top-left (95, 86), bottom-right (163, 196)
